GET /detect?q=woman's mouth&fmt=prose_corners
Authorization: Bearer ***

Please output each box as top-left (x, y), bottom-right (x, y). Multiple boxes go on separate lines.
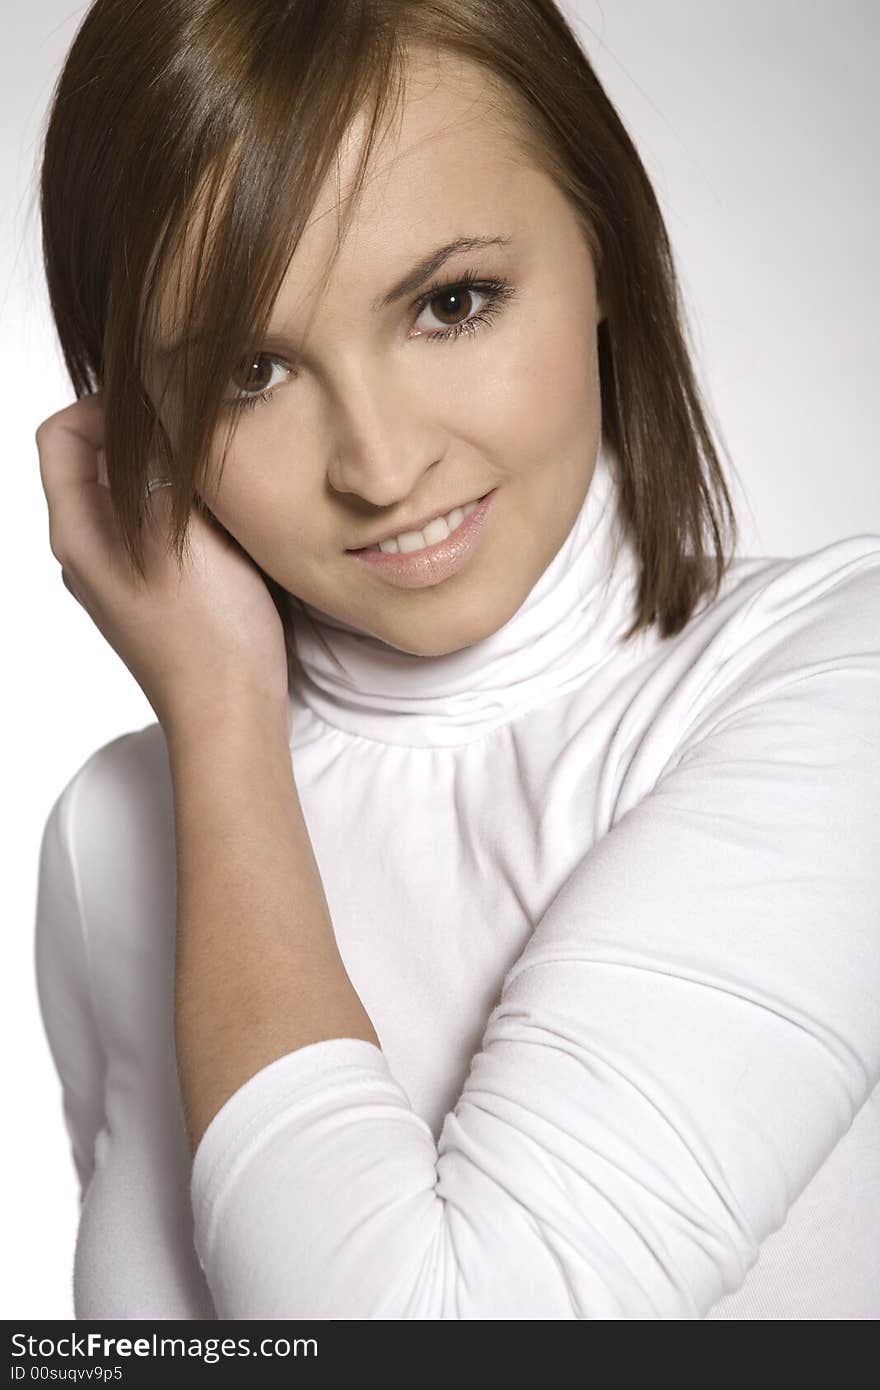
top-left (346, 489), bottom-right (497, 589)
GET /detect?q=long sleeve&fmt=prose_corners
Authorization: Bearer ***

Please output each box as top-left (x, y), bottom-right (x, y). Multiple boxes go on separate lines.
top-left (189, 550), bottom-right (880, 1319)
top-left (34, 775), bottom-right (107, 1206)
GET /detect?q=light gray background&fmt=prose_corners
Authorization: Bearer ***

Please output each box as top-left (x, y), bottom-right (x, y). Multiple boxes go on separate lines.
top-left (3, 1), bottom-right (877, 1319)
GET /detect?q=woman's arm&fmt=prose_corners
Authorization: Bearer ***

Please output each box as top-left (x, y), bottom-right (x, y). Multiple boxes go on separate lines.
top-left (169, 707), bottom-right (380, 1157)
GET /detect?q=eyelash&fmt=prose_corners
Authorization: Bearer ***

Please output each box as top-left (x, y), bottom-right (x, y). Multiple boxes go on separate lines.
top-left (230, 268), bottom-right (517, 415)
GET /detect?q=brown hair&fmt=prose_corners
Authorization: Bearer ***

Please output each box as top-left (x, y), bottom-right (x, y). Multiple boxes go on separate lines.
top-left (35, 0), bottom-right (738, 668)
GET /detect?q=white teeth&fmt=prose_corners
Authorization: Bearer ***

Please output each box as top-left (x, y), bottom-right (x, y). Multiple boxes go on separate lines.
top-left (376, 498), bottom-right (480, 554)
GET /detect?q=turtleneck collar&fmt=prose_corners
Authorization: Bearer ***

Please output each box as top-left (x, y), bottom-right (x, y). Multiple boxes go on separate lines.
top-left (288, 438), bottom-right (641, 748)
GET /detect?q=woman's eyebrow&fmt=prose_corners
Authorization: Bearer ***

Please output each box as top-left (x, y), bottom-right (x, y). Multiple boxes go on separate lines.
top-left (153, 233), bottom-right (514, 362)
top-left (372, 233), bottom-right (514, 311)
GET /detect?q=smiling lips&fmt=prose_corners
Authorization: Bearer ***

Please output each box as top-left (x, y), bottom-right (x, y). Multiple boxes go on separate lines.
top-left (347, 488), bottom-right (497, 589)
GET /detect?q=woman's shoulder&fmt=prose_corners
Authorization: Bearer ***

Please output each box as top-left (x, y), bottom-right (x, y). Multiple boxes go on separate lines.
top-left (718, 530), bottom-right (880, 625)
top-left (45, 721), bottom-right (171, 841)
top-left (679, 531), bottom-right (880, 695)
top-left (40, 722), bottom-right (174, 927)
top-left (622, 533), bottom-right (880, 783)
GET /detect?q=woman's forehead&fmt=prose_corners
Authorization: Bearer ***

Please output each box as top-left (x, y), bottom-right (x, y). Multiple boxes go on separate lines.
top-left (151, 101), bottom-right (536, 355)
top-left (150, 65), bottom-right (537, 357)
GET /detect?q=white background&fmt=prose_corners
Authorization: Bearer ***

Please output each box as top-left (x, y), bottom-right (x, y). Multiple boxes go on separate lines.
top-left (2, 0), bottom-right (877, 1318)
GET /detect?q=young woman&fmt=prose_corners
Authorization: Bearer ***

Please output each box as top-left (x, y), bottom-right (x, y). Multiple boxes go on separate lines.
top-left (34, 0), bottom-right (879, 1319)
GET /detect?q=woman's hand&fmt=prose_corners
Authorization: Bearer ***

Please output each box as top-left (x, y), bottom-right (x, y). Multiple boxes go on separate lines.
top-left (36, 391), bottom-right (291, 742)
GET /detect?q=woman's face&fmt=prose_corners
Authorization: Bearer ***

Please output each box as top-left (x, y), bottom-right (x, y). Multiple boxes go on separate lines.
top-left (152, 52), bottom-right (604, 657)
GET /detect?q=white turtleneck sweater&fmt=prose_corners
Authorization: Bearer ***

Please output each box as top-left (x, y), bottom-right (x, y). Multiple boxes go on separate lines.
top-left (34, 442), bottom-right (880, 1319)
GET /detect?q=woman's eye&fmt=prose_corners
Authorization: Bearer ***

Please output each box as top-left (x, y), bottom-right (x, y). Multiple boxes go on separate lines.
top-left (411, 274), bottom-right (514, 345)
top-left (226, 272), bottom-right (516, 415)
top-left (413, 283), bottom-right (491, 336)
top-left (226, 355), bottom-right (293, 414)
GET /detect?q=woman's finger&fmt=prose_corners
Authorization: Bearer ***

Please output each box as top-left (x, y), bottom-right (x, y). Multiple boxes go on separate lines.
top-left (35, 391), bottom-right (106, 496)
top-left (35, 394), bottom-right (113, 564)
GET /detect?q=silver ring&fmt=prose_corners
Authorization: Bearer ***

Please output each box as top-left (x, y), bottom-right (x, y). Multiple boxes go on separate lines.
top-left (145, 477), bottom-right (173, 498)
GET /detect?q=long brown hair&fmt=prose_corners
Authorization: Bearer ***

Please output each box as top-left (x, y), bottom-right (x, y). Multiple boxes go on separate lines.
top-left (36, 0), bottom-right (738, 662)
